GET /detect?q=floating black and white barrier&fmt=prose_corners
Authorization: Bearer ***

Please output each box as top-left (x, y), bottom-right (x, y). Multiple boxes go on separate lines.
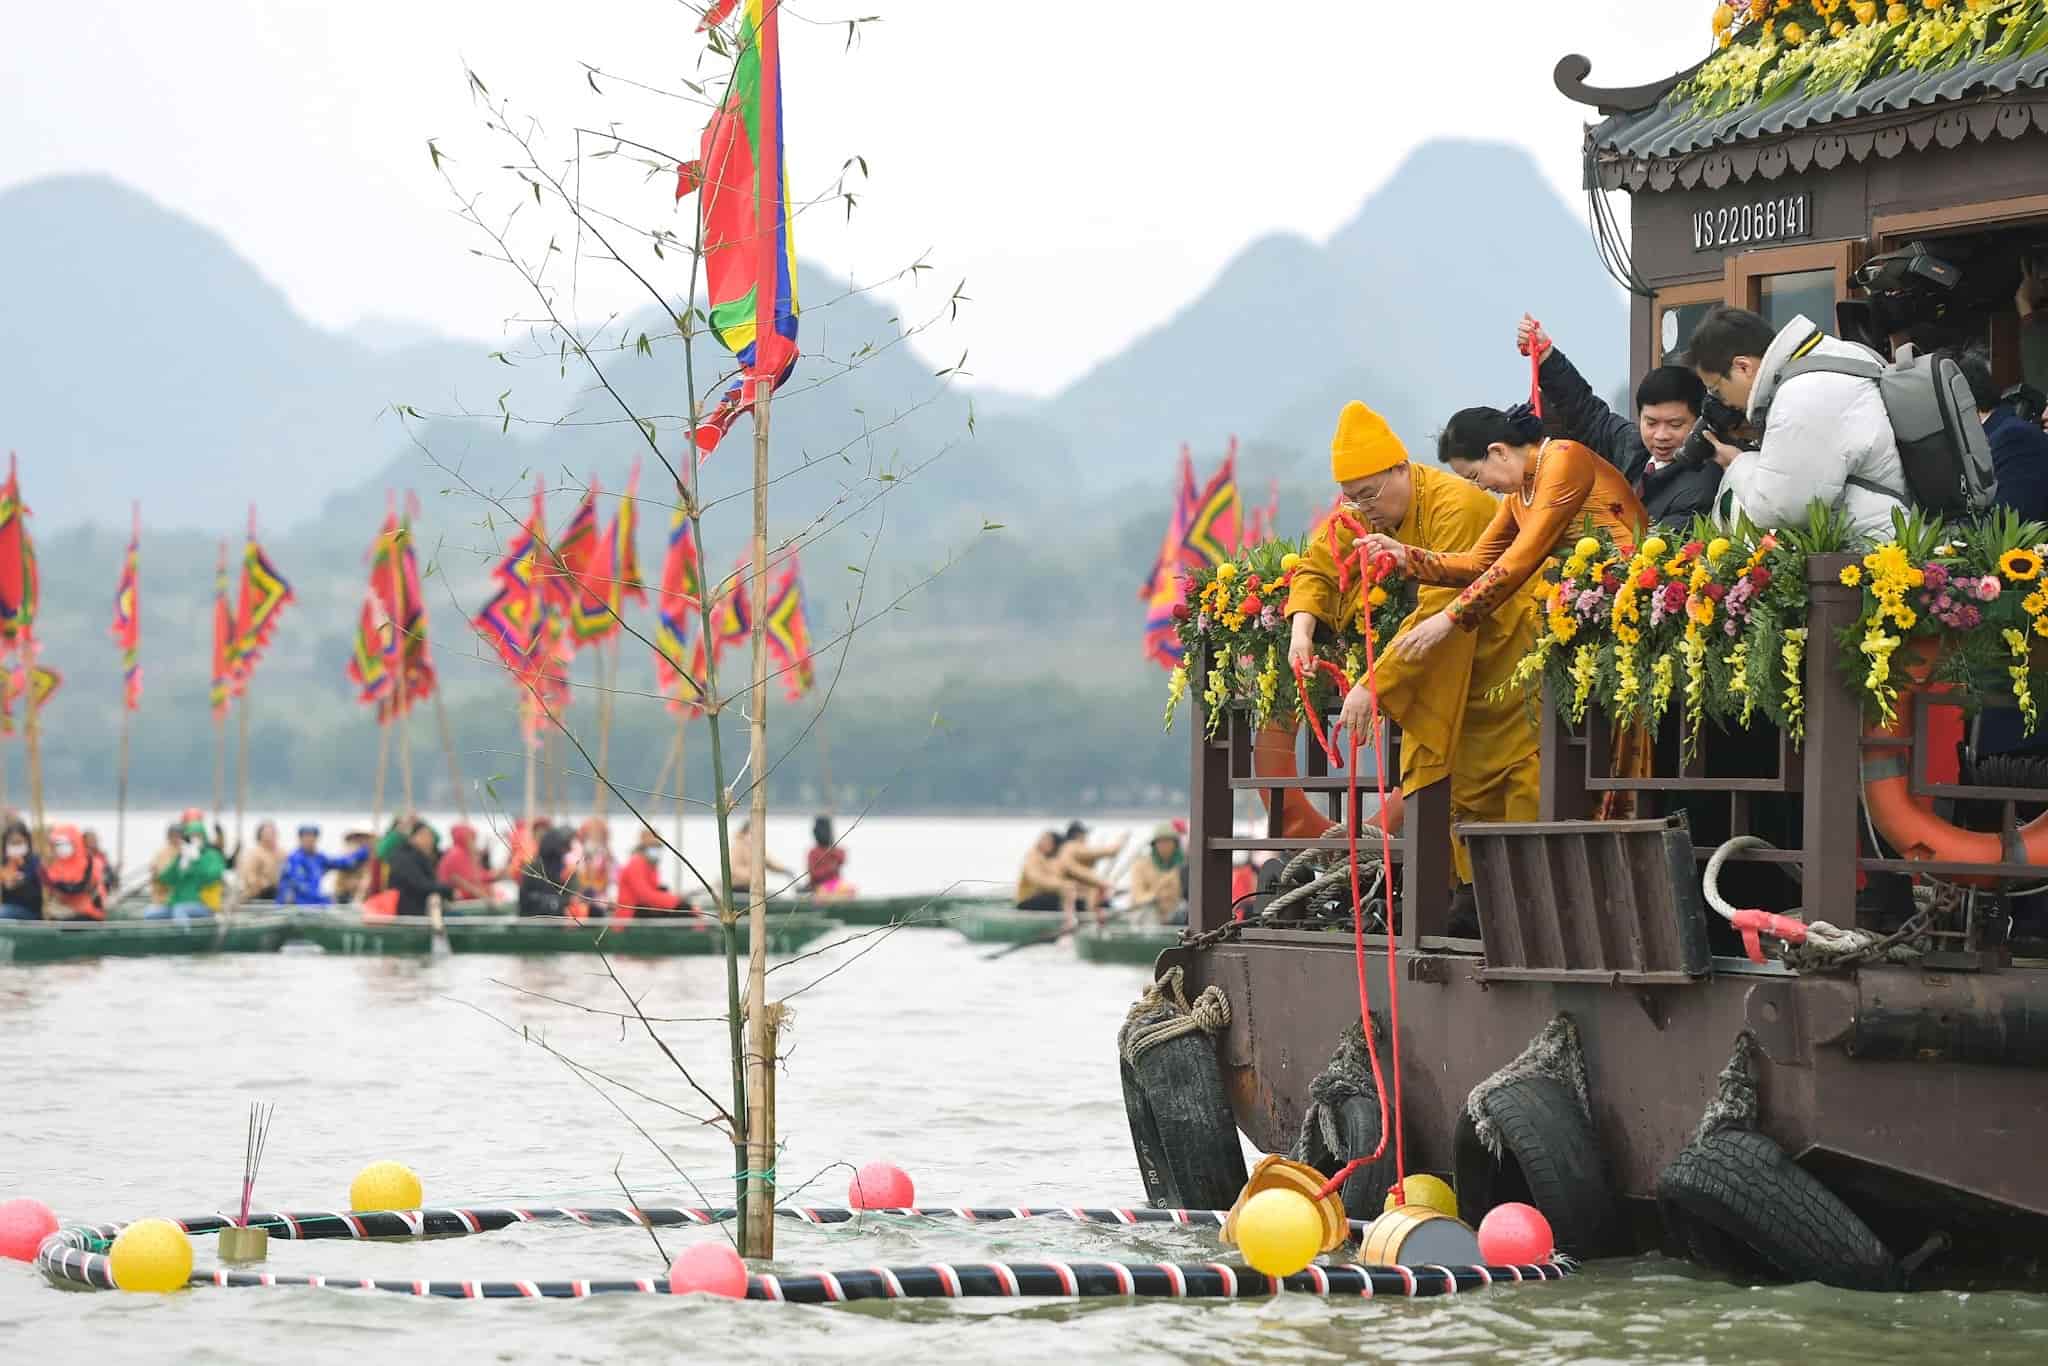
top-left (37, 1205), bottom-right (1571, 1301)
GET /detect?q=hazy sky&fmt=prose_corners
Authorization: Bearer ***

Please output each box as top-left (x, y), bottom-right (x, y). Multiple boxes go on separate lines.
top-left (4, 0), bottom-right (1706, 396)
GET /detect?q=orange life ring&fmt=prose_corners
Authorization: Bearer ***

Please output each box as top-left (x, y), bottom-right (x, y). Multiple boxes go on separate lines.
top-left (1253, 723), bottom-right (1405, 839)
top-left (1860, 682), bottom-right (2048, 878)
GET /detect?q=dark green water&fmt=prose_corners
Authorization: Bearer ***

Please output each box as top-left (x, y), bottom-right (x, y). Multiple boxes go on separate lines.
top-left (2, 935), bottom-right (2041, 1362)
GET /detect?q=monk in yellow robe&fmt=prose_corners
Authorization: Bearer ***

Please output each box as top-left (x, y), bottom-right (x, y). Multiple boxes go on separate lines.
top-left (1281, 400), bottom-right (1543, 894)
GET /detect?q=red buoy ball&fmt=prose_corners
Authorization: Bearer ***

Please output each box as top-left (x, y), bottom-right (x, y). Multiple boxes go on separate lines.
top-left (0, 1199), bottom-right (58, 1262)
top-left (847, 1161), bottom-right (914, 1211)
top-left (667, 1240), bottom-right (749, 1298)
top-left (1476, 1202), bottom-right (1554, 1265)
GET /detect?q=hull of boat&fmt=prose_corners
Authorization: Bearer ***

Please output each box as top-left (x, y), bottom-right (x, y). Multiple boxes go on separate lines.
top-left (287, 910), bottom-right (839, 957)
top-left (798, 893), bottom-right (1003, 928)
top-left (0, 913), bottom-right (295, 964)
top-left (1075, 923), bottom-right (1178, 967)
top-left (948, 906), bottom-right (1064, 943)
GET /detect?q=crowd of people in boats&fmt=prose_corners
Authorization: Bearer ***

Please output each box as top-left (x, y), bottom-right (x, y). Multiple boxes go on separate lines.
top-left (0, 808), bottom-right (861, 923)
top-left (1014, 819), bottom-right (1242, 930)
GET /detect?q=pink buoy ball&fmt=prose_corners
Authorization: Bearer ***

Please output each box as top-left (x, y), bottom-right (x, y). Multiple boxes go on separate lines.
top-left (0, 1199), bottom-right (59, 1263)
top-left (847, 1161), bottom-right (914, 1211)
top-left (666, 1240), bottom-right (749, 1298)
top-left (1477, 1202), bottom-right (1555, 1265)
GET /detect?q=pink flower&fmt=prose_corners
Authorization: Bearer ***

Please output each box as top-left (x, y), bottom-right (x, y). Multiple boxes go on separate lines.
top-left (1977, 576), bottom-right (2003, 602)
top-left (1936, 594), bottom-right (1953, 612)
top-left (1661, 582), bottom-right (1687, 612)
top-left (1961, 606), bottom-right (1983, 628)
top-left (1923, 563), bottom-right (1949, 591)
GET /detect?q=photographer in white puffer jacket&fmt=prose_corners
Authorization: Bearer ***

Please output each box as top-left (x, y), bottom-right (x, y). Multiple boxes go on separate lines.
top-left (1687, 304), bottom-right (1908, 541)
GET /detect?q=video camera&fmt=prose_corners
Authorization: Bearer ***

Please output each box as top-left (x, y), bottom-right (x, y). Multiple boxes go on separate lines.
top-left (1676, 391), bottom-right (1750, 469)
top-left (2004, 382), bottom-right (2047, 428)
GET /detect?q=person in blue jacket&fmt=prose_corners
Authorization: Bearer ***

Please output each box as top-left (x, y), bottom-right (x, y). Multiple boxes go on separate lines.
top-left (276, 824), bottom-right (369, 906)
top-left (1958, 350), bottom-right (2048, 524)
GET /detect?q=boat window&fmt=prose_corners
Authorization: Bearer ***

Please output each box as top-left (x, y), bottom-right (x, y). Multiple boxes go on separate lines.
top-left (1653, 280), bottom-right (1727, 366)
top-left (1757, 269), bottom-right (1839, 336)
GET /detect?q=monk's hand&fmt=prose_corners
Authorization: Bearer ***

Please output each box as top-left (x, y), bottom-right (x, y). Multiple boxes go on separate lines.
top-left (1389, 611), bottom-right (1455, 663)
top-left (1359, 533), bottom-right (1406, 567)
top-left (1339, 682), bottom-right (1377, 741)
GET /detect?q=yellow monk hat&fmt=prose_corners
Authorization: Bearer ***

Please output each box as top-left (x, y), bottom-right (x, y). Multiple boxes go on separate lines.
top-left (1330, 401), bottom-right (1408, 484)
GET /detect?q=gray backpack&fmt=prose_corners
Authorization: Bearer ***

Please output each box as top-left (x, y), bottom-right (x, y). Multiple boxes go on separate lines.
top-left (1776, 347), bottom-right (1996, 517)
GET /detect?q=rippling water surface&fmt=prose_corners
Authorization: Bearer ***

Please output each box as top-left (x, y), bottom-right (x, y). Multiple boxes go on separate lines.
top-left (4, 821), bottom-right (2044, 1362)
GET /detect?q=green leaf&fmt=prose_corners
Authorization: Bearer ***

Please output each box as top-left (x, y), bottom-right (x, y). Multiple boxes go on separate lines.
top-left (635, 332), bottom-right (654, 357)
top-left (426, 138), bottom-right (445, 170)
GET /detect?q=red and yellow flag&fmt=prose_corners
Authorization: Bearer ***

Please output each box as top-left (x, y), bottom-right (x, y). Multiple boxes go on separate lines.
top-left (763, 557), bottom-right (814, 702)
top-left (111, 504), bottom-right (141, 711)
top-left (654, 506), bottom-right (706, 714)
top-left (209, 542), bottom-right (234, 720)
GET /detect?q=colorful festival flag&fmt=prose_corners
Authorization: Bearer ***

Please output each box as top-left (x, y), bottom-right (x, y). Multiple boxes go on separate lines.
top-left (364, 498), bottom-right (434, 712)
top-left (345, 586), bottom-right (397, 709)
top-left (674, 0), bottom-right (799, 456)
top-left (709, 554), bottom-right (754, 661)
top-left (0, 664), bottom-right (58, 736)
top-left (1182, 442), bottom-right (1243, 569)
top-left (231, 513), bottom-right (294, 685)
top-left (555, 480), bottom-right (619, 646)
top-left (111, 504), bottom-right (141, 711)
top-left (612, 460), bottom-right (648, 612)
top-left (0, 454), bottom-right (39, 650)
top-left (1141, 448), bottom-right (1201, 669)
top-left (763, 558), bottom-right (815, 702)
top-left (209, 543), bottom-right (234, 720)
top-left (654, 507), bottom-right (707, 713)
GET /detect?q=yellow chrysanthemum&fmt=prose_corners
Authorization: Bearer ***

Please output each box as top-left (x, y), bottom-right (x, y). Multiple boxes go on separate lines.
top-left (1215, 563), bottom-right (1237, 582)
top-left (1783, 20), bottom-right (1807, 43)
top-left (1574, 536), bottom-right (1601, 559)
top-left (2025, 592), bottom-right (2047, 616)
top-left (1839, 565), bottom-right (1863, 587)
top-left (2000, 548), bottom-right (2043, 581)
top-left (1367, 586), bottom-right (1389, 608)
top-left (1887, 2), bottom-right (1908, 19)
top-left (1706, 537), bottom-right (1732, 564)
top-left (1852, 1), bottom-right (1877, 21)
top-left (1640, 536), bottom-right (1669, 560)
top-left (1280, 553), bottom-right (1301, 572)
top-left (1713, 2), bottom-right (1736, 32)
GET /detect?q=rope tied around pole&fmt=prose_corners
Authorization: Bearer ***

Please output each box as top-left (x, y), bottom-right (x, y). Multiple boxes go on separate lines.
top-left (1287, 524), bottom-right (1408, 1205)
top-left (1118, 965), bottom-right (1231, 1066)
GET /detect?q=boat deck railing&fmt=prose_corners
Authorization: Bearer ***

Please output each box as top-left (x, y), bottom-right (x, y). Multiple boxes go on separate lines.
top-left (1190, 553), bottom-right (2045, 965)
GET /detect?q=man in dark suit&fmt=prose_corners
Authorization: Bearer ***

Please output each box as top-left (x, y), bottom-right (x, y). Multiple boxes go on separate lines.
top-left (1517, 315), bottom-right (1723, 528)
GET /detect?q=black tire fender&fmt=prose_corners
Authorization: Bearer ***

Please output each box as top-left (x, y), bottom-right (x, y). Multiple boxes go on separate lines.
top-left (1121, 1035), bottom-right (1247, 1212)
top-left (1454, 1074), bottom-right (1621, 1258)
top-left (1657, 1127), bottom-right (1899, 1291)
top-left (1298, 1094), bottom-right (1401, 1226)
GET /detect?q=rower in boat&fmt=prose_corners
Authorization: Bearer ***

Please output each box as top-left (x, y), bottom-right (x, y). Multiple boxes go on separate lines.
top-left (277, 824), bottom-right (370, 907)
top-left (145, 818), bottom-right (224, 921)
top-left (518, 825), bottom-right (575, 918)
top-left (386, 819), bottom-right (454, 918)
top-left (727, 817), bottom-right (791, 904)
top-left (804, 816), bottom-right (855, 900)
top-left (235, 820), bottom-right (284, 902)
top-left (570, 817), bottom-right (616, 918)
top-left (1127, 824), bottom-right (1186, 925)
top-left (1058, 821), bottom-right (1125, 927)
top-left (42, 824), bottom-right (108, 921)
top-left (0, 820), bottom-right (44, 921)
top-left (614, 828), bottom-right (696, 920)
top-left (436, 822), bottom-right (499, 905)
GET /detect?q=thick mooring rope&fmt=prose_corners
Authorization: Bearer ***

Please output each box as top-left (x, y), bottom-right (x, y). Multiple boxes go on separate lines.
top-left (1118, 964), bottom-right (1231, 1066)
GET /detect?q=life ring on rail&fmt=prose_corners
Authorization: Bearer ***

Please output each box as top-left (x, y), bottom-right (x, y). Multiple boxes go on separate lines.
top-left (1657, 1127), bottom-right (1899, 1290)
top-left (1861, 681), bottom-right (2048, 881)
top-left (1453, 1075), bottom-right (1621, 1259)
top-left (1117, 968), bottom-right (1247, 1211)
top-left (1254, 723), bottom-right (1404, 840)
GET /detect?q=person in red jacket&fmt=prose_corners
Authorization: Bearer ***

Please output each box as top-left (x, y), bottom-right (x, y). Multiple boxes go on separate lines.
top-left (436, 823), bottom-right (496, 904)
top-left (42, 824), bottom-right (108, 921)
top-left (614, 829), bottom-right (695, 921)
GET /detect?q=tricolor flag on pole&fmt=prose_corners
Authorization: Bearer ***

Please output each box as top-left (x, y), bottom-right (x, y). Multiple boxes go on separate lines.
top-left (111, 504), bottom-right (141, 711)
top-left (654, 506), bottom-right (707, 714)
top-left (763, 555), bottom-right (815, 702)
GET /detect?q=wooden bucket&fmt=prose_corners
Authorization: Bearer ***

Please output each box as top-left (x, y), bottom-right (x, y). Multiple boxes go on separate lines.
top-left (217, 1225), bottom-right (268, 1264)
top-left (1359, 1205), bottom-right (1482, 1268)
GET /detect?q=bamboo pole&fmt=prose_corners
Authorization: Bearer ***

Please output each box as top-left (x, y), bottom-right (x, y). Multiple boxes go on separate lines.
top-left (673, 711), bottom-right (689, 891)
top-left (115, 703), bottom-right (132, 878)
top-left (815, 714), bottom-right (834, 818)
top-left (743, 378), bottom-right (775, 1258)
top-left (234, 694), bottom-right (249, 850)
top-left (0, 736), bottom-right (9, 820)
top-left (394, 656), bottom-right (414, 815)
top-left (371, 716), bottom-right (390, 840)
top-left (522, 716), bottom-right (536, 826)
top-left (593, 635), bottom-right (619, 816)
top-left (213, 714), bottom-right (225, 824)
top-left (24, 682), bottom-right (45, 840)
top-left (434, 690), bottom-right (467, 822)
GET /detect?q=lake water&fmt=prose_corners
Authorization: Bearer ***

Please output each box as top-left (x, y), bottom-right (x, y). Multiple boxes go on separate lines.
top-left (4, 818), bottom-right (2044, 1362)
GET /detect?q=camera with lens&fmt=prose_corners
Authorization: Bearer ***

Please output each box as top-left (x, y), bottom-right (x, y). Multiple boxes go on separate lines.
top-left (1676, 391), bottom-right (1749, 468)
top-left (2004, 382), bottom-right (2047, 428)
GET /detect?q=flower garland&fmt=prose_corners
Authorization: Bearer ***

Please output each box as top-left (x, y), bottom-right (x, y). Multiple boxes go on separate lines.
top-left (1689, 0), bottom-right (2048, 116)
top-left (1162, 533), bottom-right (1419, 735)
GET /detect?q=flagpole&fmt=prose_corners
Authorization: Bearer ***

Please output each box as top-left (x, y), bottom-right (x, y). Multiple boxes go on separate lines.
top-left (434, 691), bottom-right (467, 822)
top-left (815, 713), bottom-right (834, 819)
top-left (24, 667), bottom-right (44, 839)
top-left (235, 693), bottom-right (249, 850)
top-left (395, 647), bottom-right (414, 815)
top-left (213, 712), bottom-right (226, 824)
top-left (673, 711), bottom-right (689, 890)
top-left (593, 635), bottom-right (619, 817)
top-left (743, 375), bottom-right (775, 1259)
top-left (115, 702), bottom-right (132, 878)
top-left (371, 712), bottom-right (389, 842)
top-left (522, 705), bottom-right (537, 827)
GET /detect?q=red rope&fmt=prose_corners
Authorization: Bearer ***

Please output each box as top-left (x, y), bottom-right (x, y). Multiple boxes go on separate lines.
top-left (1520, 316), bottom-right (1545, 419)
top-left (1289, 539), bottom-right (1407, 1206)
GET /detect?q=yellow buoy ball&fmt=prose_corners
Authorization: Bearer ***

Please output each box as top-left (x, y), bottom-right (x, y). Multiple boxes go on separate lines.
top-left (1235, 1187), bottom-right (1323, 1278)
top-left (1382, 1174), bottom-right (1459, 1219)
top-left (108, 1218), bottom-right (193, 1293)
top-left (350, 1161), bottom-right (423, 1212)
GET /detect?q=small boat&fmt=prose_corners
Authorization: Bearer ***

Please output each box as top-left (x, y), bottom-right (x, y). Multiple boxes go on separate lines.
top-left (286, 909), bottom-right (840, 957)
top-left (946, 905), bottom-right (1066, 944)
top-left (1075, 921), bottom-right (1179, 967)
top-left (803, 891), bottom-right (1007, 928)
top-left (0, 912), bottom-right (295, 965)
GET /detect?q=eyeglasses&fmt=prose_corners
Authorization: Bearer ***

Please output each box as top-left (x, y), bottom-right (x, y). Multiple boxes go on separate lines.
top-left (1345, 481), bottom-right (1389, 512)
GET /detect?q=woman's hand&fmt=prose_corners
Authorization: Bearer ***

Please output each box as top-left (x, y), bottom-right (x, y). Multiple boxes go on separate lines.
top-left (1338, 682), bottom-right (1377, 743)
top-left (1387, 611), bottom-right (1455, 663)
top-left (1516, 313), bottom-right (1552, 359)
